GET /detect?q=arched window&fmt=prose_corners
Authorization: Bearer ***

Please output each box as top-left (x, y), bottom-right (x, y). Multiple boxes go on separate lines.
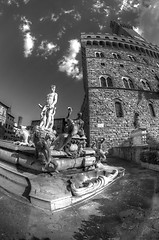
top-left (100, 52), bottom-right (104, 58)
top-left (99, 76), bottom-right (113, 88)
top-left (93, 41), bottom-right (98, 46)
top-left (112, 42), bottom-right (118, 48)
top-left (119, 43), bottom-right (124, 48)
top-left (128, 55), bottom-right (136, 62)
top-left (122, 77), bottom-right (134, 89)
top-left (140, 79), bottom-right (151, 91)
top-left (106, 41), bottom-right (111, 47)
top-left (115, 101), bottom-right (124, 118)
top-left (95, 52), bottom-right (100, 58)
top-left (155, 74), bottom-right (159, 81)
top-left (112, 53), bottom-right (121, 59)
top-left (100, 77), bottom-right (107, 87)
top-left (86, 41), bottom-right (92, 45)
top-left (149, 103), bottom-right (156, 117)
top-left (99, 41), bottom-right (105, 47)
top-left (129, 79), bottom-right (134, 89)
top-left (95, 52), bottom-right (104, 58)
top-left (107, 76), bottom-right (113, 87)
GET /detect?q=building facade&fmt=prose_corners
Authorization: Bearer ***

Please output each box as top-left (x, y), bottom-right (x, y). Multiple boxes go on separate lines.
top-left (31, 118), bottom-right (65, 134)
top-left (4, 112), bottom-right (15, 140)
top-left (81, 21), bottom-right (159, 152)
top-left (0, 102), bottom-right (8, 139)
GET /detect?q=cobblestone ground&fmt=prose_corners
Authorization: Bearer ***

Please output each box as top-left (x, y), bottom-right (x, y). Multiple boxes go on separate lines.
top-left (0, 157), bottom-right (159, 240)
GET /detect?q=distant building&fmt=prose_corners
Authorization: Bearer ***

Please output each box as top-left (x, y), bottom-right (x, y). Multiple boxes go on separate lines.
top-left (30, 120), bottom-right (40, 130)
top-left (53, 118), bottom-right (65, 134)
top-left (4, 112), bottom-right (15, 140)
top-left (31, 118), bottom-right (65, 134)
top-left (0, 102), bottom-right (9, 139)
top-left (81, 21), bottom-right (159, 151)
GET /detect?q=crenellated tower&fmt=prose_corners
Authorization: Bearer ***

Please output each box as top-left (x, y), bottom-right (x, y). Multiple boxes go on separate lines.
top-left (81, 21), bottom-right (159, 151)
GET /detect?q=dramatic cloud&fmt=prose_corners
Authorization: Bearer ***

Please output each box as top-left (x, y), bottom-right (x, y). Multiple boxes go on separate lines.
top-left (138, 0), bottom-right (159, 46)
top-left (58, 39), bottom-right (83, 80)
top-left (92, 0), bottom-right (105, 13)
top-left (57, 26), bottom-right (66, 39)
top-left (118, 0), bottom-right (141, 13)
top-left (37, 40), bottom-right (60, 59)
top-left (23, 32), bottom-right (35, 57)
top-left (133, 26), bottom-right (143, 36)
top-left (19, 16), bottom-right (35, 57)
top-left (40, 13), bottom-right (60, 22)
top-left (23, 0), bottom-right (30, 4)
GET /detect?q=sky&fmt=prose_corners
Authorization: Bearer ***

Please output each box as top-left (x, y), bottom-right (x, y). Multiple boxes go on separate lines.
top-left (0, 0), bottom-right (159, 125)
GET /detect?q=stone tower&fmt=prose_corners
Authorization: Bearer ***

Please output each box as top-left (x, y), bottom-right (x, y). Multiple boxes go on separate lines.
top-left (80, 21), bottom-right (159, 152)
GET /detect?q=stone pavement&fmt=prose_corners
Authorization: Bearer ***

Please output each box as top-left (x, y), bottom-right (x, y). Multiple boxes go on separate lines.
top-left (0, 157), bottom-right (159, 240)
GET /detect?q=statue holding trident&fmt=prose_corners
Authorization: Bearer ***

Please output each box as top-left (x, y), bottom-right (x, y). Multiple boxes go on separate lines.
top-left (39, 85), bottom-right (58, 131)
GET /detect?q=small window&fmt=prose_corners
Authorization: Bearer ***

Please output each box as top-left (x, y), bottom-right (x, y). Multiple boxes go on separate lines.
top-left (129, 79), bottom-right (134, 89)
top-left (112, 53), bottom-right (121, 59)
top-left (100, 52), bottom-right (104, 58)
top-left (128, 55), bottom-right (136, 61)
top-left (95, 52), bottom-right (104, 58)
top-left (93, 41), bottom-right (98, 46)
top-left (100, 76), bottom-right (113, 88)
top-left (101, 62), bottom-right (105, 66)
top-left (123, 78), bottom-right (129, 88)
top-left (155, 74), bottom-right (159, 81)
top-left (120, 64), bottom-right (124, 68)
top-left (86, 41), bottom-right (91, 45)
top-left (140, 79), bottom-right (151, 91)
top-left (99, 41), bottom-right (105, 47)
top-left (149, 103), bottom-right (156, 117)
top-left (100, 77), bottom-right (107, 87)
top-left (122, 77), bottom-right (134, 89)
top-left (95, 52), bottom-right (100, 58)
top-left (107, 76), bottom-right (113, 87)
top-left (115, 101), bottom-right (123, 118)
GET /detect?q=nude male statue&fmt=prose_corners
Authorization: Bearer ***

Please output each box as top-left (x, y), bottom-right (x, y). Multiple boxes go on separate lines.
top-left (39, 85), bottom-right (58, 130)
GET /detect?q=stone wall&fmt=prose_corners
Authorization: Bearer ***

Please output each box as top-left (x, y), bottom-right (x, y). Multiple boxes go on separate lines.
top-left (88, 89), bottom-right (159, 152)
top-left (81, 35), bottom-right (159, 152)
top-left (86, 47), bottom-right (159, 91)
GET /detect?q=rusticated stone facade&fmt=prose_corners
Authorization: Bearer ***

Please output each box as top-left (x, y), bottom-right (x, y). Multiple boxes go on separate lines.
top-left (81, 21), bottom-right (159, 152)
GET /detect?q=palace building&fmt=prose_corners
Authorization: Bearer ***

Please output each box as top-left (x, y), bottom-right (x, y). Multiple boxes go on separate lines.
top-left (80, 21), bottom-right (159, 152)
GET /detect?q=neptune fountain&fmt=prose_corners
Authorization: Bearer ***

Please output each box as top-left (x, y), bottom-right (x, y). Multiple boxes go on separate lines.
top-left (0, 85), bottom-right (125, 211)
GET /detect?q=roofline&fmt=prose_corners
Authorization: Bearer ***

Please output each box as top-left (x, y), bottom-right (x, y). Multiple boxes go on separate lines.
top-left (0, 101), bottom-right (9, 109)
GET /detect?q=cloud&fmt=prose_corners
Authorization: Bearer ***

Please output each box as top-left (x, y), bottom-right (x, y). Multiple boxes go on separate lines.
top-left (58, 39), bottom-right (83, 80)
top-left (57, 26), bottom-right (66, 39)
top-left (19, 16), bottom-right (35, 57)
top-left (133, 26), bottom-right (143, 36)
top-left (37, 40), bottom-right (60, 59)
top-left (4, 0), bottom-right (19, 6)
top-left (24, 32), bottom-right (35, 57)
top-left (138, 0), bottom-right (159, 46)
top-left (92, 0), bottom-right (105, 12)
top-left (23, 0), bottom-right (30, 4)
top-left (39, 13), bottom-right (60, 22)
top-left (118, 0), bottom-right (141, 13)
top-left (62, 8), bottom-right (81, 21)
